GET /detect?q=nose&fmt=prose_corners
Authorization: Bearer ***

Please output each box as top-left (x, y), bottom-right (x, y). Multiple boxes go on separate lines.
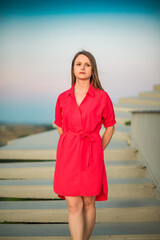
top-left (81, 64), bottom-right (85, 70)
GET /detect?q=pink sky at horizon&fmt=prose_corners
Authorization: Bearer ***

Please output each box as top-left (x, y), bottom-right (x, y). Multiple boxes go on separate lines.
top-left (0, 13), bottom-right (160, 123)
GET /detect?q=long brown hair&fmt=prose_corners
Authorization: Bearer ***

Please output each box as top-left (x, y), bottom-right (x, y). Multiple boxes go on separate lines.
top-left (71, 50), bottom-right (104, 90)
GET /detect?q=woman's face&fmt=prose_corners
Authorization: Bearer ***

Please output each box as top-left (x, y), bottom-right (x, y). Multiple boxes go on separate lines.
top-left (73, 54), bottom-right (92, 81)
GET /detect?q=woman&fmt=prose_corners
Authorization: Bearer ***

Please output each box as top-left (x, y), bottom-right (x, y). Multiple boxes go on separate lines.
top-left (53, 50), bottom-right (116, 240)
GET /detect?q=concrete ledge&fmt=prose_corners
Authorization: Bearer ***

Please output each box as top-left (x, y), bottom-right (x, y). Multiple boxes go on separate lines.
top-left (130, 111), bottom-right (160, 197)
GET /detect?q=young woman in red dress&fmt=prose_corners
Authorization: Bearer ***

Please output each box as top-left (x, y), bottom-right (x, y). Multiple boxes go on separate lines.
top-left (53, 50), bottom-right (116, 240)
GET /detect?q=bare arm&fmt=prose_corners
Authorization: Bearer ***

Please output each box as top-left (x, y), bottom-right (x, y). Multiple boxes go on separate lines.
top-left (57, 126), bottom-right (63, 136)
top-left (52, 122), bottom-right (63, 136)
top-left (101, 126), bottom-right (115, 150)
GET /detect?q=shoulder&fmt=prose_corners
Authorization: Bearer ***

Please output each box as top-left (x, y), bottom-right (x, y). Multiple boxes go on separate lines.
top-left (95, 88), bottom-right (111, 101)
top-left (56, 87), bottom-right (71, 101)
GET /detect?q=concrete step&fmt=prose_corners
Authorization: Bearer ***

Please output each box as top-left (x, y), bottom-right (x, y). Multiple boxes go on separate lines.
top-left (0, 198), bottom-right (160, 223)
top-left (0, 178), bottom-right (156, 199)
top-left (114, 111), bottom-right (132, 125)
top-left (153, 84), bottom-right (160, 91)
top-left (0, 160), bottom-right (141, 168)
top-left (0, 129), bottom-right (60, 150)
top-left (1, 198), bottom-right (160, 209)
top-left (0, 146), bottom-right (138, 161)
top-left (118, 96), bottom-right (160, 107)
top-left (104, 147), bottom-right (138, 161)
top-left (0, 162), bottom-right (147, 179)
top-left (114, 124), bottom-right (131, 133)
top-left (139, 90), bottom-right (160, 99)
top-left (0, 178), bottom-right (153, 185)
top-left (113, 103), bottom-right (160, 112)
top-left (0, 223), bottom-right (160, 239)
top-left (2, 128), bottom-right (130, 152)
top-left (0, 128), bottom-right (138, 161)
top-left (101, 125), bottom-right (131, 143)
top-left (1, 236), bottom-right (160, 240)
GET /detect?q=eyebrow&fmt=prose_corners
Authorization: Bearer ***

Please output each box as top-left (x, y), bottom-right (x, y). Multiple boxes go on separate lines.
top-left (75, 61), bottom-right (90, 64)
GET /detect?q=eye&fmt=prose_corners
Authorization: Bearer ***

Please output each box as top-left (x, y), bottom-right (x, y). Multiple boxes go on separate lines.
top-left (86, 64), bottom-right (90, 66)
top-left (76, 63), bottom-right (81, 66)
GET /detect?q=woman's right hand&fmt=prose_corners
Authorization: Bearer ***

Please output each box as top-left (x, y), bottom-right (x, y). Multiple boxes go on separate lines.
top-left (57, 126), bottom-right (63, 136)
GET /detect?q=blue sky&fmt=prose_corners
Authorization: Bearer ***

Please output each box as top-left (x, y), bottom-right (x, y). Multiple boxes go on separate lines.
top-left (0, 1), bottom-right (160, 124)
top-left (1, 0), bottom-right (160, 16)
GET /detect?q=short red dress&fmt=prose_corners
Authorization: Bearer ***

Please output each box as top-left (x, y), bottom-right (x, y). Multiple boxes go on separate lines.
top-left (53, 81), bottom-right (116, 201)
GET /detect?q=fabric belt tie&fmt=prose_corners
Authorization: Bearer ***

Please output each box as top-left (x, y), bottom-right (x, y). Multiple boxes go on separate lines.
top-left (79, 133), bottom-right (95, 169)
top-left (64, 130), bottom-right (96, 169)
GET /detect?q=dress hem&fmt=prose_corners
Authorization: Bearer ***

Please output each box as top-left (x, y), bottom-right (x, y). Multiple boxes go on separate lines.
top-left (53, 183), bottom-right (108, 201)
top-left (56, 194), bottom-right (108, 201)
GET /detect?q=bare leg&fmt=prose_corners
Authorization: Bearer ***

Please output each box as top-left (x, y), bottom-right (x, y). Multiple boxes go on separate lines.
top-left (66, 196), bottom-right (84, 240)
top-left (83, 196), bottom-right (96, 240)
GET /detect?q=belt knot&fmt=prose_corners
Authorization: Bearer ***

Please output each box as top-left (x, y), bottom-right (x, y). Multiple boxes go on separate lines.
top-left (79, 132), bottom-right (95, 169)
top-left (80, 133), bottom-right (95, 142)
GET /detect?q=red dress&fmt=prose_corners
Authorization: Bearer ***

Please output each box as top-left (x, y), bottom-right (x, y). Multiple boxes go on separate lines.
top-left (53, 81), bottom-right (116, 201)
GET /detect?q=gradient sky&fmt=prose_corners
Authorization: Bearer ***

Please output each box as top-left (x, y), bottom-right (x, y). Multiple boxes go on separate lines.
top-left (0, 1), bottom-right (160, 124)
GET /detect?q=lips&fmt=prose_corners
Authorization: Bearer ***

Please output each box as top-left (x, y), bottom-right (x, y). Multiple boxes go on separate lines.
top-left (80, 72), bottom-right (85, 74)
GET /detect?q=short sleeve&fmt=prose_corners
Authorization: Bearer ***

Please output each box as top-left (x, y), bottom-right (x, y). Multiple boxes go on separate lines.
top-left (101, 92), bottom-right (116, 128)
top-left (53, 95), bottom-right (63, 128)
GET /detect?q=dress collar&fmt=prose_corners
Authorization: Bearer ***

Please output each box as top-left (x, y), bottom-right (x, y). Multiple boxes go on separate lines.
top-left (67, 82), bottom-right (95, 97)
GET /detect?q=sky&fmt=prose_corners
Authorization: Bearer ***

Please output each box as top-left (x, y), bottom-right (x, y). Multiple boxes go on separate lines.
top-left (0, 0), bottom-right (160, 124)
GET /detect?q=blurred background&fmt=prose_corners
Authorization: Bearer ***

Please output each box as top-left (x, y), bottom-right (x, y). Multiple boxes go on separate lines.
top-left (0, 0), bottom-right (160, 142)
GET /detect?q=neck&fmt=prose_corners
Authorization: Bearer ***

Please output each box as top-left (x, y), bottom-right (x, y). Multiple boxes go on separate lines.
top-left (74, 80), bottom-right (90, 91)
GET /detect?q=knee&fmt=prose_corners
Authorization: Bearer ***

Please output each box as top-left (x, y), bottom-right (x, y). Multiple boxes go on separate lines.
top-left (66, 197), bottom-right (83, 214)
top-left (83, 197), bottom-right (96, 210)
